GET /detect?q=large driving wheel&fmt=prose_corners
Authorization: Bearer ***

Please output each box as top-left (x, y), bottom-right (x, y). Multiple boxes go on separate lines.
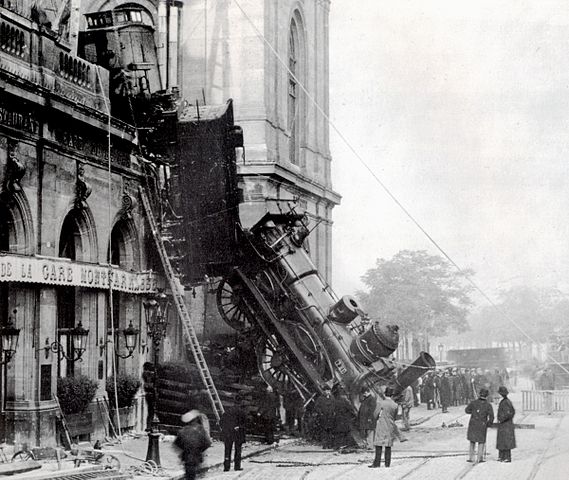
top-left (216, 276), bottom-right (253, 331)
top-left (292, 324), bottom-right (333, 381)
top-left (255, 335), bottom-right (293, 393)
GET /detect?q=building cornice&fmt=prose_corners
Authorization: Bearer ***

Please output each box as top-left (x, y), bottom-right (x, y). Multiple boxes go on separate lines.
top-left (238, 162), bottom-right (341, 206)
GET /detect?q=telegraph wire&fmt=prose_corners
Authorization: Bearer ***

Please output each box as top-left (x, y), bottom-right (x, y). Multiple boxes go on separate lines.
top-left (231, 0), bottom-right (569, 377)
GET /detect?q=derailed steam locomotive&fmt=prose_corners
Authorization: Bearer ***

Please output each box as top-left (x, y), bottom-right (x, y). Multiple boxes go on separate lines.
top-left (78, 4), bottom-right (435, 406)
top-left (215, 212), bottom-right (435, 402)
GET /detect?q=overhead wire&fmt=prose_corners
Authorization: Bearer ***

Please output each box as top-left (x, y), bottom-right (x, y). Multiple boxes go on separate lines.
top-left (231, 0), bottom-right (569, 377)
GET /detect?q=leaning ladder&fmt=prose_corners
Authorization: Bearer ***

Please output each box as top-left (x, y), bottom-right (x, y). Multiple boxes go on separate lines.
top-left (139, 186), bottom-right (224, 422)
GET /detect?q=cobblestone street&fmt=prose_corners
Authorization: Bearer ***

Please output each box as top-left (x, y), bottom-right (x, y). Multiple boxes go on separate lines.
top-left (200, 396), bottom-right (569, 480)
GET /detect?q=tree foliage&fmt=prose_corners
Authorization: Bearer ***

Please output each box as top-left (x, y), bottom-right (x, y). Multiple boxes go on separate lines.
top-left (465, 286), bottom-right (569, 344)
top-left (357, 250), bottom-right (474, 337)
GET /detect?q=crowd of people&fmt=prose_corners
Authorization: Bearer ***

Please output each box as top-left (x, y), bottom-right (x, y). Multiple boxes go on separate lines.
top-left (172, 365), bottom-right (520, 477)
top-left (420, 367), bottom-right (511, 412)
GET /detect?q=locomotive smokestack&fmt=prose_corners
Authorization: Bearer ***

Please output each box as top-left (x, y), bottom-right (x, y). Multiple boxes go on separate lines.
top-left (392, 351), bottom-right (436, 397)
top-left (349, 323), bottom-right (399, 366)
top-left (328, 295), bottom-right (361, 324)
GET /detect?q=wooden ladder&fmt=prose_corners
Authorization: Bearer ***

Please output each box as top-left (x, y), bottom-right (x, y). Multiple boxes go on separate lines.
top-left (139, 187), bottom-right (224, 422)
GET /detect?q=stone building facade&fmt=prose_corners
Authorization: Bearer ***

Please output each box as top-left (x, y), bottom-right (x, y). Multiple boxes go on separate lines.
top-left (1, 0), bottom-right (340, 446)
top-left (0, 1), bottom-right (160, 446)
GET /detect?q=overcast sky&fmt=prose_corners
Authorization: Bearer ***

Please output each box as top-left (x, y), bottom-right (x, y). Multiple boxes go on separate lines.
top-left (329, 0), bottom-right (569, 301)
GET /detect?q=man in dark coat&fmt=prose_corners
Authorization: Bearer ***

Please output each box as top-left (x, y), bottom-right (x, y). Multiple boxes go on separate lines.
top-left (423, 372), bottom-right (435, 409)
top-left (357, 387), bottom-right (377, 449)
top-left (314, 385), bottom-right (335, 448)
top-left (283, 386), bottom-right (303, 434)
top-left (496, 386), bottom-right (516, 462)
top-left (440, 371), bottom-right (452, 413)
top-left (465, 388), bottom-right (494, 463)
top-left (257, 385), bottom-right (280, 444)
top-left (220, 394), bottom-right (247, 471)
top-left (333, 388), bottom-right (356, 449)
top-left (175, 410), bottom-right (212, 480)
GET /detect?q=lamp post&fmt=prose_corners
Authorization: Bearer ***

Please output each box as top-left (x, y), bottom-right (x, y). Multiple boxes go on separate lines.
top-left (115, 321), bottom-right (140, 359)
top-left (45, 321), bottom-right (89, 362)
top-left (143, 292), bottom-right (170, 467)
top-left (0, 310), bottom-right (20, 366)
top-left (438, 343), bottom-right (444, 363)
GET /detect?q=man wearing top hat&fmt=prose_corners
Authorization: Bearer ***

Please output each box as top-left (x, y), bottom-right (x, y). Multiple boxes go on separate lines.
top-left (465, 388), bottom-right (494, 463)
top-left (496, 386), bottom-right (516, 462)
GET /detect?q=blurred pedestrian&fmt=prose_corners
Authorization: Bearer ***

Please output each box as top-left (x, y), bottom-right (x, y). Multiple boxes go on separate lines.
top-left (465, 388), bottom-right (494, 463)
top-left (314, 385), bottom-right (335, 448)
top-left (369, 388), bottom-right (399, 468)
top-left (357, 386), bottom-right (377, 449)
top-left (496, 386), bottom-right (516, 463)
top-left (175, 410), bottom-right (211, 480)
top-left (221, 394), bottom-right (247, 471)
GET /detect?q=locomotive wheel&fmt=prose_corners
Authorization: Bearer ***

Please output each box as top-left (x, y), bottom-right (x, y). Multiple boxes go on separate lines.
top-left (255, 335), bottom-right (292, 393)
top-left (292, 324), bottom-right (333, 381)
top-left (216, 276), bottom-right (252, 331)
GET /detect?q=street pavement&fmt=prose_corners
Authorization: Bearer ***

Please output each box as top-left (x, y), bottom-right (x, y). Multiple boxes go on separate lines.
top-left (5, 385), bottom-right (568, 480)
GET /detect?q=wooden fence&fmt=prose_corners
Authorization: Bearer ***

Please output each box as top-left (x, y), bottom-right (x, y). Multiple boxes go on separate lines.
top-left (522, 390), bottom-right (569, 412)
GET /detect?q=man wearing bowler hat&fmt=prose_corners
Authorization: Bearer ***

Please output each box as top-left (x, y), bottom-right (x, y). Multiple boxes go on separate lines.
top-left (465, 388), bottom-right (494, 463)
top-left (221, 394), bottom-right (247, 471)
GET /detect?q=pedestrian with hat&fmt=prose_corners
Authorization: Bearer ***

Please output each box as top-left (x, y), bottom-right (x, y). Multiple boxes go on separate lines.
top-left (220, 394), bottom-right (247, 471)
top-left (369, 387), bottom-right (399, 468)
top-left (496, 386), bottom-right (516, 462)
top-left (465, 388), bottom-right (494, 463)
top-left (174, 410), bottom-right (211, 480)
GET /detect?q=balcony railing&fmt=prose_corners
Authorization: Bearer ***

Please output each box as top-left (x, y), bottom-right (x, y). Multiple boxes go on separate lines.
top-left (0, 21), bottom-right (27, 58)
top-left (0, 12), bottom-right (109, 111)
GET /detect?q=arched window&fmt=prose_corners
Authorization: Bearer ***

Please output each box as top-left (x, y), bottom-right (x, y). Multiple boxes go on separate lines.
top-left (57, 211), bottom-right (81, 377)
top-left (288, 13), bottom-right (304, 166)
top-left (107, 217), bottom-right (139, 373)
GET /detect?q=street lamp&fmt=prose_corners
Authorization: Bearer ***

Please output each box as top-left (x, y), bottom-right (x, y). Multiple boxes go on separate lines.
top-left (115, 321), bottom-right (140, 359)
top-left (438, 343), bottom-right (444, 363)
top-left (0, 310), bottom-right (20, 365)
top-left (45, 321), bottom-right (89, 362)
top-left (143, 292), bottom-right (170, 467)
